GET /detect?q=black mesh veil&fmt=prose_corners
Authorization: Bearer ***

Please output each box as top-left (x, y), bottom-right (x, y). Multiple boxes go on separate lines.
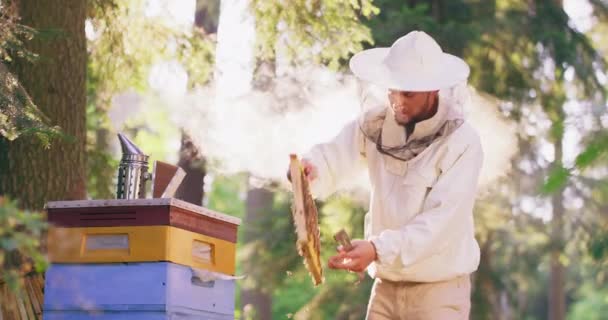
top-left (355, 80), bottom-right (469, 162)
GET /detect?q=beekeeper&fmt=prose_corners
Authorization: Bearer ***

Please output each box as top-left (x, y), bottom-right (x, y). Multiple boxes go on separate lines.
top-left (299, 30), bottom-right (483, 319)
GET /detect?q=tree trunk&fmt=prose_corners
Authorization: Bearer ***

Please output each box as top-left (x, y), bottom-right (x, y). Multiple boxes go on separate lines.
top-left (549, 138), bottom-right (566, 320)
top-left (538, 1), bottom-right (567, 318)
top-left (0, 0), bottom-right (87, 210)
top-left (241, 186), bottom-right (274, 320)
top-left (195, 0), bottom-right (220, 34)
top-left (548, 2), bottom-right (566, 317)
top-left (174, 131), bottom-right (206, 205)
top-left (214, 0), bottom-right (269, 317)
top-left (472, 233), bottom-right (511, 320)
top-left (88, 124), bottom-right (115, 199)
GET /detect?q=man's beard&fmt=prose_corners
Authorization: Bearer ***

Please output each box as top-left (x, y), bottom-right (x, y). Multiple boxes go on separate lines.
top-left (393, 111), bottom-right (412, 126)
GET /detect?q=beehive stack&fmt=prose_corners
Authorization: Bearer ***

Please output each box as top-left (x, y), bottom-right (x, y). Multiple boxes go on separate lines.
top-left (43, 198), bottom-right (241, 320)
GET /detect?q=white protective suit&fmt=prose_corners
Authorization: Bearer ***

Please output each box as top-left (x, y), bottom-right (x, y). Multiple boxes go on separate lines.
top-left (304, 89), bottom-right (483, 282)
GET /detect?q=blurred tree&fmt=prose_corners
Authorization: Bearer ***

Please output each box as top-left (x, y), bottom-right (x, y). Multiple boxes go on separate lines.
top-left (228, 1), bottom-right (380, 318)
top-left (173, 0), bottom-right (219, 206)
top-left (251, 0), bottom-right (378, 70)
top-left (85, 0), bottom-right (215, 199)
top-left (196, 0), bottom-right (220, 34)
top-left (241, 186), bottom-right (275, 320)
top-left (365, 1), bottom-right (607, 319)
top-left (0, 0), bottom-right (87, 210)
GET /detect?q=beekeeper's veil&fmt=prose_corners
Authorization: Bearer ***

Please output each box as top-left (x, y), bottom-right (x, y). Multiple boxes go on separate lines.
top-left (350, 31), bottom-right (471, 171)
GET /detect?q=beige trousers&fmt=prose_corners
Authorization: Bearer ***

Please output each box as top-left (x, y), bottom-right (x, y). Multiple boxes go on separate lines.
top-left (365, 275), bottom-right (471, 320)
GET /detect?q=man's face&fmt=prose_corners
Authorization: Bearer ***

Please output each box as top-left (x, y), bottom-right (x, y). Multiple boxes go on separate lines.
top-left (388, 90), bottom-right (438, 125)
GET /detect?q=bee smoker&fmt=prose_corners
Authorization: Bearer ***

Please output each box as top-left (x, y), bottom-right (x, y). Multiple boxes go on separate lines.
top-left (116, 133), bottom-right (151, 199)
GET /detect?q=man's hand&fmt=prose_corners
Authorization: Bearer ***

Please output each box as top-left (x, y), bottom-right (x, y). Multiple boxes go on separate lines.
top-left (286, 158), bottom-right (318, 182)
top-left (328, 239), bottom-right (377, 273)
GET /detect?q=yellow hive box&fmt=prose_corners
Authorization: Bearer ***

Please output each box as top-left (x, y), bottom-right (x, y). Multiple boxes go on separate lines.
top-left (48, 226), bottom-right (236, 275)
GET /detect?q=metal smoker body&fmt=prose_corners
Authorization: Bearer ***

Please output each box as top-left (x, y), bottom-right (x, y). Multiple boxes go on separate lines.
top-left (116, 133), bottom-right (151, 199)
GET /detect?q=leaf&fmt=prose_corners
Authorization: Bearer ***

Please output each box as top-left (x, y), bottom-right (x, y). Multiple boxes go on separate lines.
top-left (540, 165), bottom-right (570, 194)
top-left (589, 233), bottom-right (608, 261)
top-left (0, 66), bottom-right (62, 144)
top-left (575, 133), bottom-right (608, 169)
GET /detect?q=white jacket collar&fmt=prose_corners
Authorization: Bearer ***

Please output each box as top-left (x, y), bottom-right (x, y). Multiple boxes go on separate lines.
top-left (381, 96), bottom-right (452, 149)
top-left (380, 97), bottom-right (463, 175)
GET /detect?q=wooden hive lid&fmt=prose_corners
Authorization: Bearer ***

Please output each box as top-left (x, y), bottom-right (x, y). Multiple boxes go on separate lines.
top-left (45, 198), bottom-right (242, 226)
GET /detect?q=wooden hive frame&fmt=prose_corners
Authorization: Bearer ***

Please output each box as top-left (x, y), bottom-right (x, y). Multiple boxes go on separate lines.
top-left (289, 155), bottom-right (323, 286)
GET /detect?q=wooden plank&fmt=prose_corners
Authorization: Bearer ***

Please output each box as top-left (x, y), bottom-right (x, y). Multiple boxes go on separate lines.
top-left (169, 207), bottom-right (238, 243)
top-left (152, 161), bottom-right (178, 198)
top-left (151, 161), bottom-right (186, 198)
top-left (1, 284), bottom-right (7, 320)
top-left (33, 276), bottom-right (43, 319)
top-left (15, 290), bottom-right (29, 320)
top-left (19, 281), bottom-right (35, 320)
top-left (25, 276), bottom-right (42, 319)
top-left (29, 275), bottom-right (44, 319)
top-left (2, 282), bottom-right (18, 320)
top-left (9, 283), bottom-right (20, 320)
top-left (0, 283), bottom-right (6, 320)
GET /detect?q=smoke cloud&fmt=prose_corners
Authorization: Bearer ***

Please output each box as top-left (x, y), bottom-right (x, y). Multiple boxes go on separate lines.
top-left (169, 67), bottom-right (517, 191)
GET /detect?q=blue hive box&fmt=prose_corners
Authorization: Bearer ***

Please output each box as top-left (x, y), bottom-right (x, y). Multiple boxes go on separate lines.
top-left (43, 262), bottom-right (236, 320)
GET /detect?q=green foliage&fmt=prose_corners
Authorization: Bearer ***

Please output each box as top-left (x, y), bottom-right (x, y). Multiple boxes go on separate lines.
top-left (205, 171), bottom-right (372, 318)
top-left (238, 188), bottom-right (301, 294)
top-left (0, 197), bottom-right (47, 295)
top-left (575, 132), bottom-right (608, 169)
top-left (588, 231), bottom-right (608, 261)
top-left (0, 1), bottom-right (37, 63)
top-left (251, 0), bottom-right (378, 69)
top-left (87, 144), bottom-right (118, 199)
top-left (539, 131), bottom-right (608, 195)
top-left (177, 28), bottom-right (215, 89)
top-left (85, 0), bottom-right (216, 197)
top-left (541, 165), bottom-right (570, 194)
top-left (87, 0), bottom-right (215, 99)
top-left (124, 98), bottom-right (182, 164)
top-left (269, 193), bottom-right (369, 318)
top-left (206, 174), bottom-right (248, 219)
top-left (473, 191), bottom-right (554, 318)
top-left (0, 65), bottom-right (61, 144)
top-left (365, 1), bottom-right (479, 54)
top-left (0, 1), bottom-right (60, 144)
top-left (275, 270), bottom-right (373, 319)
top-left (567, 284), bottom-right (608, 320)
